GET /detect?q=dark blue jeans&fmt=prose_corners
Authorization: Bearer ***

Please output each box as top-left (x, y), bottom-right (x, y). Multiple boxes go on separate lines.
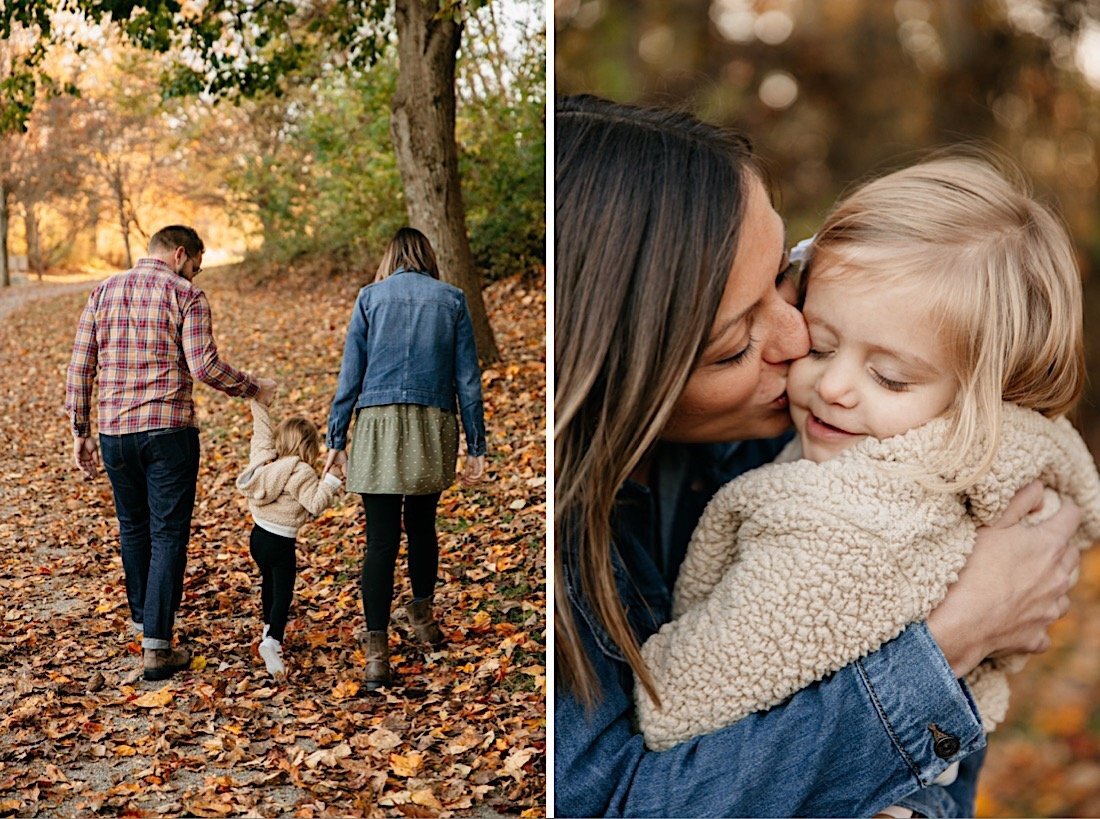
top-left (100, 427), bottom-right (200, 649)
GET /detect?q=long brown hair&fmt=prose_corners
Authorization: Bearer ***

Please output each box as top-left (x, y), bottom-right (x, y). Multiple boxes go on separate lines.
top-left (375, 227), bottom-right (441, 281)
top-left (555, 95), bottom-right (758, 705)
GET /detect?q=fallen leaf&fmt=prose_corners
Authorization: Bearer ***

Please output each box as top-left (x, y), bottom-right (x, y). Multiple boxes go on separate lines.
top-left (368, 728), bottom-right (403, 751)
top-left (132, 687), bottom-right (174, 708)
top-left (391, 752), bottom-right (425, 778)
top-left (332, 679), bottom-right (360, 700)
top-left (410, 788), bottom-right (443, 810)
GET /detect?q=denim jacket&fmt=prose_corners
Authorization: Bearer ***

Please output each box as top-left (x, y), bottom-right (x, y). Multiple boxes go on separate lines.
top-left (326, 269), bottom-right (486, 456)
top-left (555, 439), bottom-right (987, 818)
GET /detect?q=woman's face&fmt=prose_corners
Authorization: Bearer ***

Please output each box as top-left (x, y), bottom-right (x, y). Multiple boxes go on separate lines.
top-left (661, 177), bottom-right (810, 443)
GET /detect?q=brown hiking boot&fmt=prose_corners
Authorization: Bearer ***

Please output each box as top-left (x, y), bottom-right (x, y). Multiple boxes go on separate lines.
top-left (405, 598), bottom-right (445, 646)
top-left (143, 647), bottom-right (192, 682)
top-left (364, 631), bottom-right (391, 691)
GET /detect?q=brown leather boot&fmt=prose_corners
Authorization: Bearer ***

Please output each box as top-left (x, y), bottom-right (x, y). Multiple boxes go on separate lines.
top-left (143, 647), bottom-right (192, 682)
top-left (364, 631), bottom-right (391, 691)
top-left (405, 598), bottom-right (445, 646)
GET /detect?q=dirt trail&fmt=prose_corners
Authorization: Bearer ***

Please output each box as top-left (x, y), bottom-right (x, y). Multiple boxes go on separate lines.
top-left (0, 280), bottom-right (97, 322)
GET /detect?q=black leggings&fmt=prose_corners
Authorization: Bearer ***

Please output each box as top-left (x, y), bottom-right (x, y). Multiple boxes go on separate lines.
top-left (249, 525), bottom-right (297, 642)
top-left (360, 493), bottom-right (442, 631)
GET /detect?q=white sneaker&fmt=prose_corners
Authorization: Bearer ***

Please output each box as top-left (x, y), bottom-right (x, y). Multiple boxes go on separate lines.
top-left (259, 636), bottom-right (285, 678)
top-left (262, 624), bottom-right (270, 640)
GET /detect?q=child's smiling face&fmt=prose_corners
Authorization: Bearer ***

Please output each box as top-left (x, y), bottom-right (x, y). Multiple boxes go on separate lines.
top-left (787, 272), bottom-right (959, 463)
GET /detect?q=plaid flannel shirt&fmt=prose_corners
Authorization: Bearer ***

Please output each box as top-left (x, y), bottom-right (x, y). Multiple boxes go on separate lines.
top-left (65, 258), bottom-right (259, 437)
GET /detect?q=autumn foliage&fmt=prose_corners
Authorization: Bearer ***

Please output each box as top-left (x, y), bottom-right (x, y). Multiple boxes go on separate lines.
top-left (0, 264), bottom-right (546, 817)
top-left (976, 545), bottom-right (1100, 817)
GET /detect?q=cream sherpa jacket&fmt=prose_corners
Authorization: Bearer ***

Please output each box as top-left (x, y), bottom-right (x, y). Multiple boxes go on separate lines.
top-left (236, 401), bottom-right (342, 538)
top-left (637, 403), bottom-right (1100, 752)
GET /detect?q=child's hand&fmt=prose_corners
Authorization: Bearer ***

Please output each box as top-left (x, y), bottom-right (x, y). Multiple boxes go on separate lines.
top-left (328, 462), bottom-right (346, 481)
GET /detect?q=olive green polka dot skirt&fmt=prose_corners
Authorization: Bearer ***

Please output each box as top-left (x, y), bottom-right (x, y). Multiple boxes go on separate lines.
top-left (346, 404), bottom-right (459, 495)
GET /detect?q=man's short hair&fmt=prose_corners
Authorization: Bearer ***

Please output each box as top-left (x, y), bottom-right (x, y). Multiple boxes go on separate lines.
top-left (149, 225), bottom-right (204, 258)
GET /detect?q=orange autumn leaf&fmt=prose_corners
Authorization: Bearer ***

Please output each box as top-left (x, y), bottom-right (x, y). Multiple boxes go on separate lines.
top-left (131, 687), bottom-right (174, 708)
top-left (332, 679), bottom-right (360, 700)
top-left (390, 752), bottom-right (424, 777)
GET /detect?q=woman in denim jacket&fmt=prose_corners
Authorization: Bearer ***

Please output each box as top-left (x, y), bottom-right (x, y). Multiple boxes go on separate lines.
top-left (554, 95), bottom-right (1082, 817)
top-left (325, 227), bottom-right (487, 690)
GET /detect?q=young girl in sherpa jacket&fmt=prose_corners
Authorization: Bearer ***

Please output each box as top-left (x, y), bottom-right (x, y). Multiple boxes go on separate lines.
top-left (635, 156), bottom-right (1100, 814)
top-left (237, 400), bottom-right (344, 678)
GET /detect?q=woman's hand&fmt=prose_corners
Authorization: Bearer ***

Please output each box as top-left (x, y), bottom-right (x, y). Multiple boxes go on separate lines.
top-left (461, 455), bottom-right (486, 485)
top-left (324, 448), bottom-right (348, 478)
top-left (927, 480), bottom-right (1082, 677)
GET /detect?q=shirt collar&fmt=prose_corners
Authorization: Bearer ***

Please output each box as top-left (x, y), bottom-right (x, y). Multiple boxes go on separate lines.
top-left (135, 257), bottom-right (177, 276)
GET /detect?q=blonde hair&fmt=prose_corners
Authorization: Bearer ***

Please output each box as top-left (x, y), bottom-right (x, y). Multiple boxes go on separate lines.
top-left (274, 417), bottom-right (321, 465)
top-left (803, 153), bottom-right (1084, 489)
top-left (374, 227), bottom-right (440, 282)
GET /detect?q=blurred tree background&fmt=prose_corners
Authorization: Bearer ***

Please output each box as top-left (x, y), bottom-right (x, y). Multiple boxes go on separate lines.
top-left (557, 1), bottom-right (1100, 816)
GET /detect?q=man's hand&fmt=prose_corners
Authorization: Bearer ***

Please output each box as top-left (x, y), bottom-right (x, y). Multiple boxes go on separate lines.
top-left (324, 448), bottom-right (348, 478)
top-left (927, 480), bottom-right (1081, 677)
top-left (255, 378), bottom-right (278, 406)
top-left (461, 454), bottom-right (486, 486)
top-left (73, 436), bottom-right (100, 479)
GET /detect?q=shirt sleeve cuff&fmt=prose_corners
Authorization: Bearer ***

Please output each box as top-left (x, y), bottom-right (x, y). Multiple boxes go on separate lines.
top-left (856, 623), bottom-right (985, 790)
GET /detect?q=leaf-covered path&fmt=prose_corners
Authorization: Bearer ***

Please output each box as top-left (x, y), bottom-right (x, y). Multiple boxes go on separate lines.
top-left (0, 266), bottom-right (546, 818)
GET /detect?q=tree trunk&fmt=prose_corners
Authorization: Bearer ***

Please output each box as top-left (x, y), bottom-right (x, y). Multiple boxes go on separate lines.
top-left (115, 173), bottom-right (133, 269)
top-left (24, 199), bottom-right (42, 280)
top-left (0, 181), bottom-right (9, 288)
top-left (391, 0), bottom-right (501, 363)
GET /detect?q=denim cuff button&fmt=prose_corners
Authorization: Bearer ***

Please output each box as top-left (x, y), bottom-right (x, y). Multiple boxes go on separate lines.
top-left (928, 723), bottom-right (960, 759)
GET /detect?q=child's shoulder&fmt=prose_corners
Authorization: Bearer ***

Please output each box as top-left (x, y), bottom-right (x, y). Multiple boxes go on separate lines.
top-left (287, 458), bottom-right (321, 478)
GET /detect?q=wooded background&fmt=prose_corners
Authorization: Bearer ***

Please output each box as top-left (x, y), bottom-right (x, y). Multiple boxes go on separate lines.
top-left (1, 0), bottom-right (545, 361)
top-left (557, 2), bottom-right (1100, 815)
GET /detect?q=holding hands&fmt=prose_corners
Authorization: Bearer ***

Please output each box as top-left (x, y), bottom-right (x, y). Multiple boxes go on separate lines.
top-left (255, 378), bottom-right (278, 406)
top-left (324, 448), bottom-right (349, 480)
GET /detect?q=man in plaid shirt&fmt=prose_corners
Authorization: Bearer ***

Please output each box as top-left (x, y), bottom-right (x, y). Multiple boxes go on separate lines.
top-left (65, 225), bottom-right (276, 681)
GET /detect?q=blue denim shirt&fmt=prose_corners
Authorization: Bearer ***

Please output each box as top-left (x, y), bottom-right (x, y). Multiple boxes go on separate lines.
top-left (326, 269), bottom-right (487, 455)
top-left (555, 439), bottom-right (987, 818)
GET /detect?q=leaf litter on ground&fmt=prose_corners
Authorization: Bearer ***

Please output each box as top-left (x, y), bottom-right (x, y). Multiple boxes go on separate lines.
top-left (0, 262), bottom-right (546, 818)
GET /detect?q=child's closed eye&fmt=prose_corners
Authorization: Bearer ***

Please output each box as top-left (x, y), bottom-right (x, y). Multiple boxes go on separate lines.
top-left (872, 370), bottom-right (911, 392)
